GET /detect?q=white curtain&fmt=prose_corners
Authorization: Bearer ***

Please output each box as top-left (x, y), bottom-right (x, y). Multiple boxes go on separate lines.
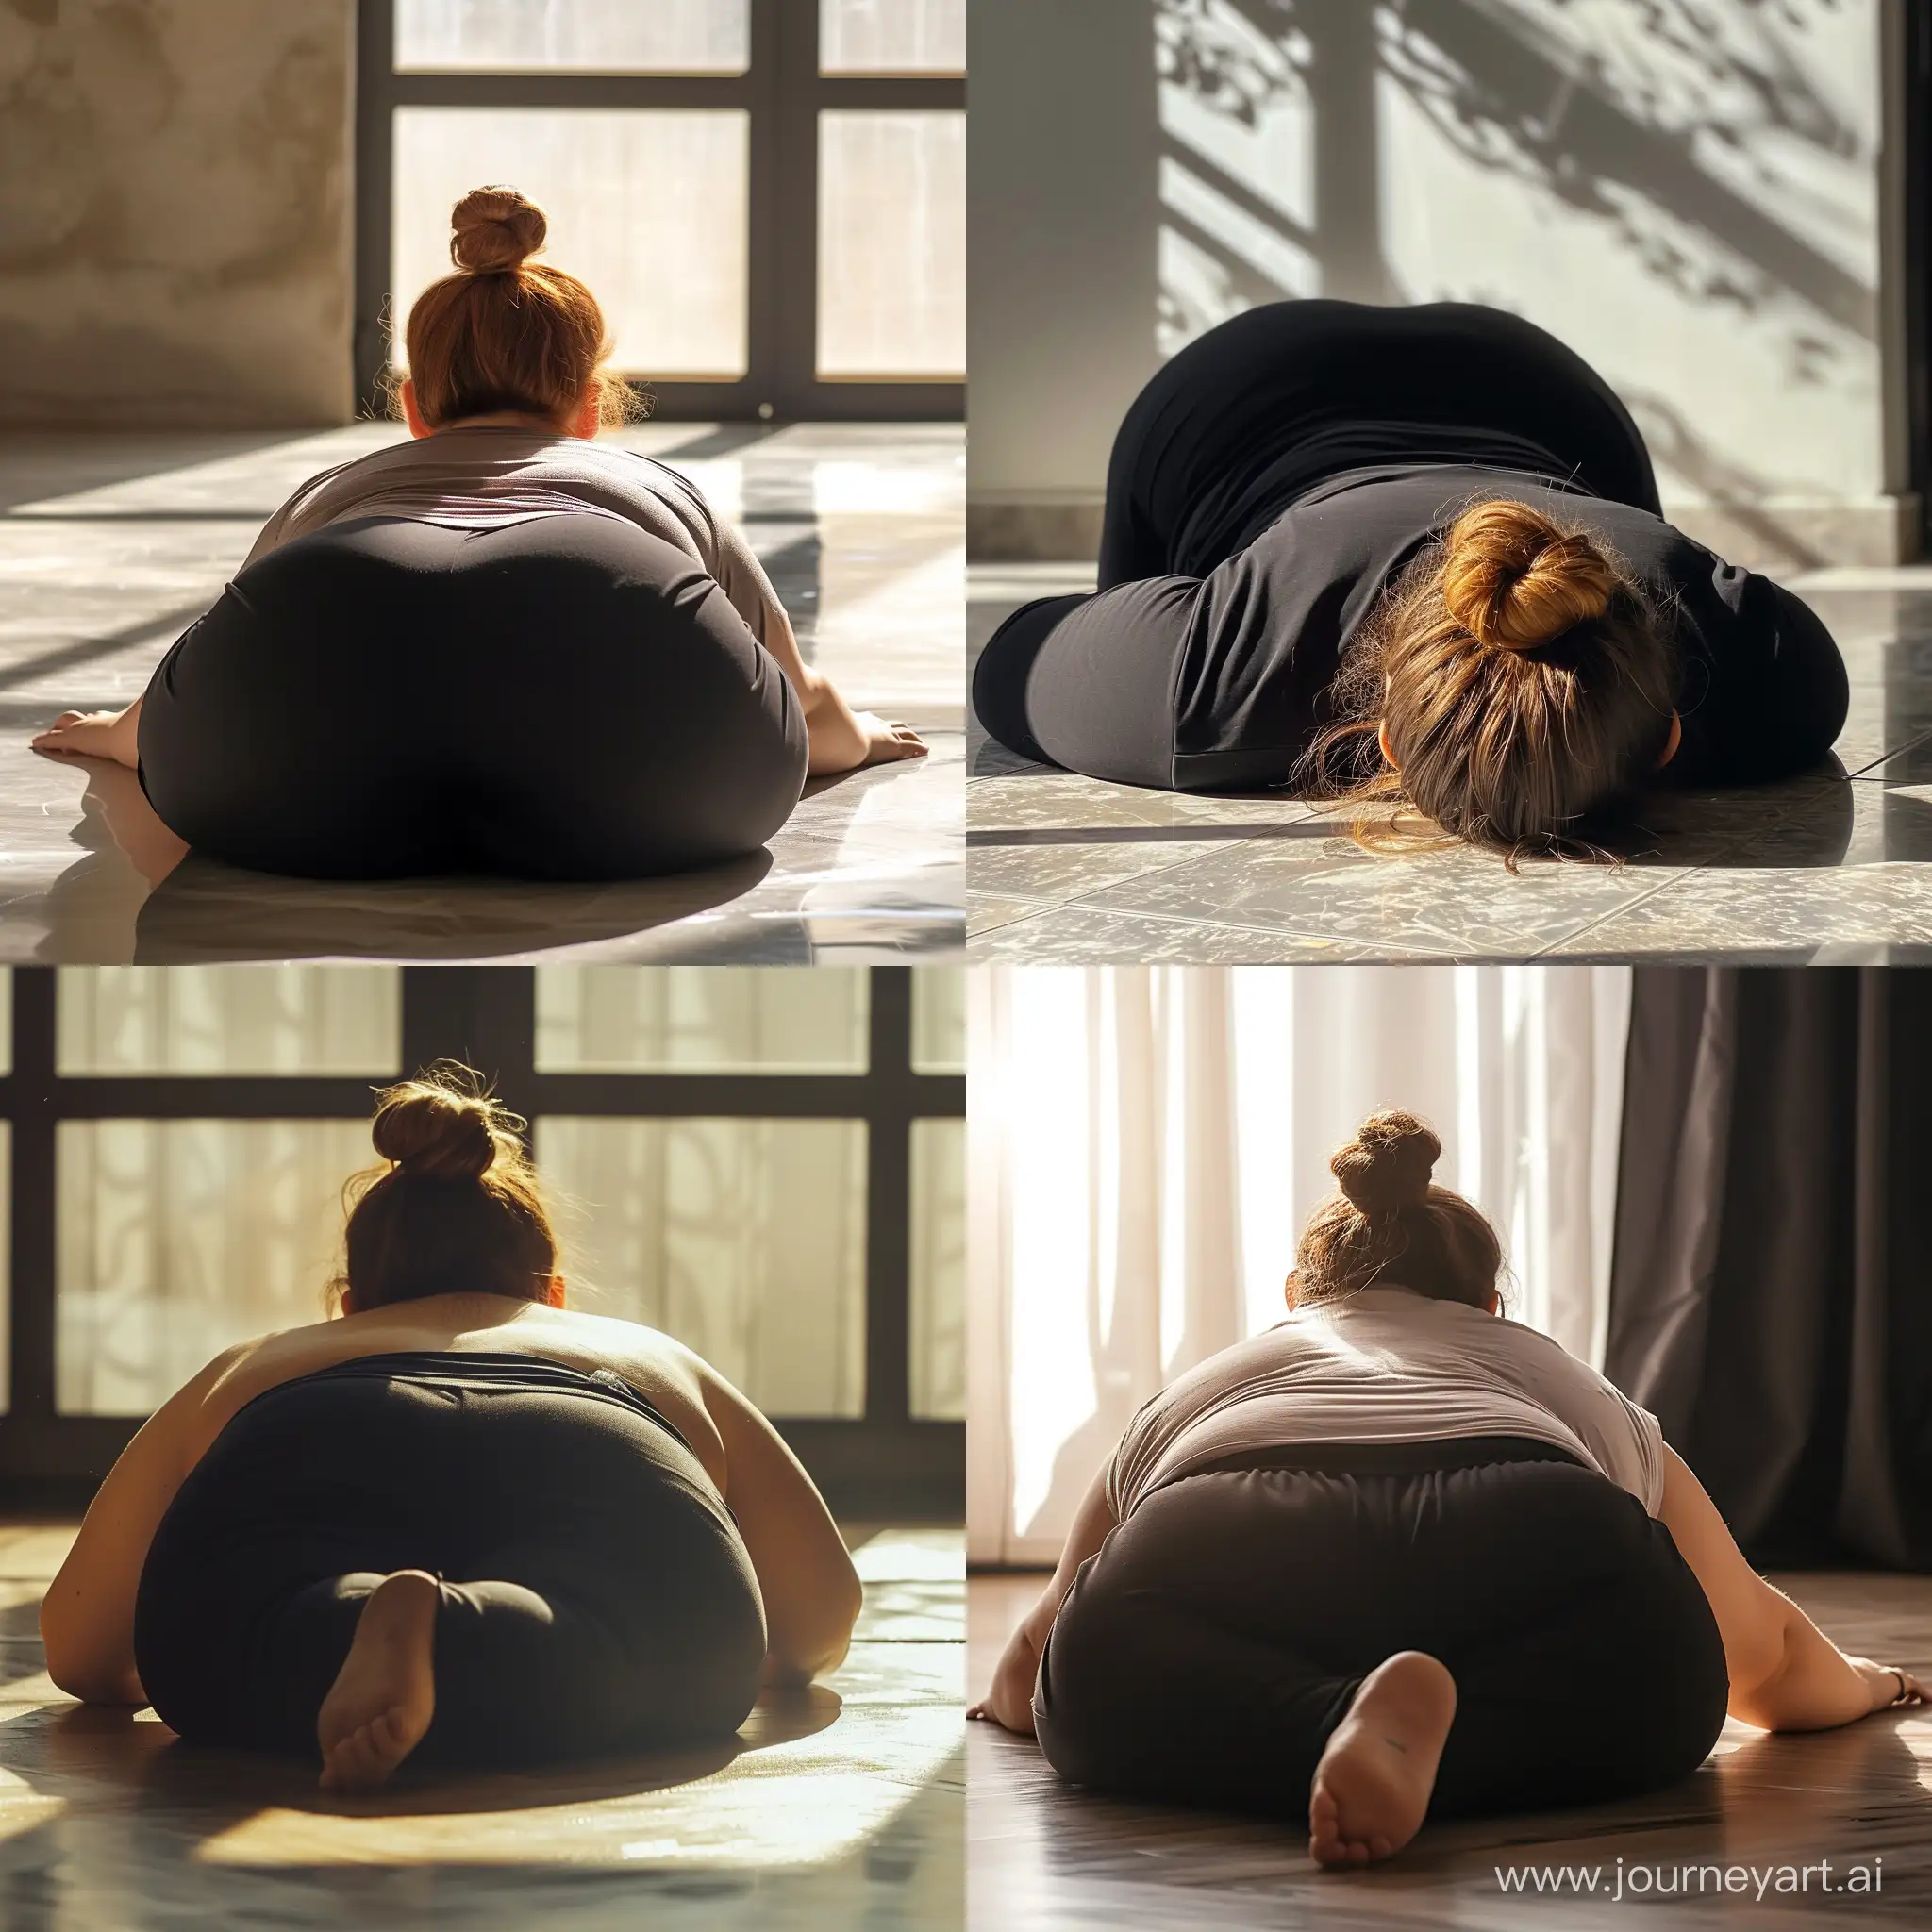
top-left (967, 966), bottom-right (1633, 1565)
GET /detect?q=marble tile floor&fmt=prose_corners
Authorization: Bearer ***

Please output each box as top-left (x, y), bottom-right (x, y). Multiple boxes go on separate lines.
top-left (0, 1521), bottom-right (963, 1931)
top-left (0, 423), bottom-right (964, 963)
top-left (969, 1568), bottom-right (1932, 1929)
top-left (968, 565), bottom-right (1932, 963)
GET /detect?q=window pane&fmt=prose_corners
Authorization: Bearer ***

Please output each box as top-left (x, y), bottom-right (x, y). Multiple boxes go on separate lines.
top-left (393, 108), bottom-right (750, 378)
top-left (817, 111), bottom-right (965, 377)
top-left (538, 1118), bottom-right (866, 1416)
top-left (536, 968), bottom-right (869, 1072)
top-left (910, 968), bottom-right (964, 1074)
top-left (397, 0), bottom-right (749, 74)
top-left (820, 0), bottom-right (964, 74)
top-left (908, 1116), bottom-right (962, 1419)
top-left (56, 1121), bottom-right (371, 1414)
top-left (56, 968), bottom-right (400, 1075)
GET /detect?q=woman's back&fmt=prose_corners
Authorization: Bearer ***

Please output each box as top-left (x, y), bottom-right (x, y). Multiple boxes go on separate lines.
top-left (243, 428), bottom-right (790, 653)
top-left (1107, 1285), bottom-right (1663, 1520)
top-left (162, 1295), bottom-right (729, 1491)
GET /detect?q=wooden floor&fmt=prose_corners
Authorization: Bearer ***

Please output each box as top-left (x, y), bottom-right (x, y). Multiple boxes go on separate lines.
top-left (970, 1571), bottom-right (1932, 1928)
top-left (0, 1523), bottom-right (962, 1930)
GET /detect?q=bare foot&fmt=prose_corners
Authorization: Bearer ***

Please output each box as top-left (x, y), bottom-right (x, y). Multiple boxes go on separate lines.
top-left (1308, 1651), bottom-right (1457, 1869)
top-left (32, 709), bottom-right (140, 767)
top-left (316, 1570), bottom-right (441, 1792)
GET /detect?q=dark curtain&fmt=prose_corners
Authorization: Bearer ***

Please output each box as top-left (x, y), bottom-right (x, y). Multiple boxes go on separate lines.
top-left (1606, 968), bottom-right (1932, 1569)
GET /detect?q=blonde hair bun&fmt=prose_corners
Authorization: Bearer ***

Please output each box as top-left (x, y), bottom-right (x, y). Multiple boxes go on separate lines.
top-left (449, 185), bottom-right (547, 275)
top-left (1330, 1108), bottom-right (1440, 1216)
top-left (1441, 498), bottom-right (1618, 652)
top-left (370, 1074), bottom-right (511, 1182)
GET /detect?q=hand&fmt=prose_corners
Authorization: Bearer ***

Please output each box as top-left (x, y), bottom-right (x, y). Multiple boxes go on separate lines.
top-left (856, 713), bottom-right (928, 769)
top-left (32, 708), bottom-right (139, 769)
top-left (966, 1622), bottom-right (1041, 1736)
top-left (1850, 1657), bottom-right (1928, 1713)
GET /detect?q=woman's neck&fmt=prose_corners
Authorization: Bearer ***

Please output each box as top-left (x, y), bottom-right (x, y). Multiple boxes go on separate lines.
top-left (430, 409), bottom-right (577, 438)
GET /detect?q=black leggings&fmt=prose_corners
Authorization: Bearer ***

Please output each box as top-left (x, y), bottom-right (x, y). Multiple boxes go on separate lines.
top-left (973, 299), bottom-right (1662, 774)
top-left (138, 514), bottom-right (808, 880)
top-left (1033, 1439), bottom-right (1729, 1822)
top-left (133, 1353), bottom-right (767, 1767)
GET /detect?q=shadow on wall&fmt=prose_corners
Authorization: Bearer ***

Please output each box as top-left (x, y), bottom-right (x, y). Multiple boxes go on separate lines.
top-left (976, 0), bottom-right (1881, 570)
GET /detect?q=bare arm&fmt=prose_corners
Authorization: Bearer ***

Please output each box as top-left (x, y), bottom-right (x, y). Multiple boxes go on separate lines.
top-left (968, 1464), bottom-right (1118, 1736)
top-left (41, 1345), bottom-right (246, 1703)
top-left (699, 1365), bottom-right (862, 1685)
top-left (1658, 1445), bottom-right (1923, 1730)
top-left (709, 520), bottom-right (925, 777)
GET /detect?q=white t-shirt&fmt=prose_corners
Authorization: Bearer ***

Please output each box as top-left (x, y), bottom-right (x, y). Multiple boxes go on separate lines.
top-left (1105, 1285), bottom-right (1665, 1520)
top-left (242, 428), bottom-right (791, 650)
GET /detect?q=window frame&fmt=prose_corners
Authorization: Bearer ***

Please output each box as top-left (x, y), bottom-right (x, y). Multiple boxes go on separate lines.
top-left (0, 966), bottom-right (963, 1521)
top-left (354, 0), bottom-right (966, 422)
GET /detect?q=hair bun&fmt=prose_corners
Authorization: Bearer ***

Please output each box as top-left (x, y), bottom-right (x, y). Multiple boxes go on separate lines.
top-left (449, 185), bottom-right (546, 275)
top-left (1441, 499), bottom-right (1617, 652)
top-left (1330, 1108), bottom-right (1441, 1216)
top-left (371, 1077), bottom-right (505, 1182)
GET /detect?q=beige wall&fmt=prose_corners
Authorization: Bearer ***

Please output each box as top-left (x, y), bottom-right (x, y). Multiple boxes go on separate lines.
top-left (0, 0), bottom-right (356, 428)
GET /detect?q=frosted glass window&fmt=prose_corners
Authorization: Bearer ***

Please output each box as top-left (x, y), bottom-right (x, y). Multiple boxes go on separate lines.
top-left (820, 0), bottom-right (965, 74)
top-left (539, 1117), bottom-right (866, 1416)
top-left (536, 968), bottom-right (869, 1071)
top-left (56, 1121), bottom-right (373, 1414)
top-left (392, 108), bottom-right (750, 377)
top-left (57, 968), bottom-right (400, 1075)
top-left (910, 969), bottom-right (964, 1074)
top-left (908, 1116), bottom-right (962, 1419)
top-left (817, 111), bottom-right (965, 377)
top-left (398, 0), bottom-right (749, 73)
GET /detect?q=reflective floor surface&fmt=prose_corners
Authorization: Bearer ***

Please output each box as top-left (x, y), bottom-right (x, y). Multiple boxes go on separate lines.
top-left (970, 1569), bottom-right (1932, 1929)
top-left (0, 1523), bottom-right (962, 1930)
top-left (969, 564), bottom-right (1932, 963)
top-left (0, 423), bottom-right (963, 963)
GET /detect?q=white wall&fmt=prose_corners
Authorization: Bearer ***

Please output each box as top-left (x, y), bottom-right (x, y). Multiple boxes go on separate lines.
top-left (0, 0), bottom-right (356, 427)
top-left (969, 0), bottom-right (1909, 568)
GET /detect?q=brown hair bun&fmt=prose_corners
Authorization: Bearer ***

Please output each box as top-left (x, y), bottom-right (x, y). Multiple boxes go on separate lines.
top-left (1330, 1108), bottom-right (1440, 1216)
top-left (371, 1076), bottom-right (504, 1182)
top-left (449, 185), bottom-right (547, 275)
top-left (1441, 499), bottom-right (1618, 651)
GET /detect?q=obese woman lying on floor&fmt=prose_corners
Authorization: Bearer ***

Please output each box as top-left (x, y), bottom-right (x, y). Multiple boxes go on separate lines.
top-left (41, 1068), bottom-right (862, 1790)
top-left (970, 1108), bottom-right (1923, 1867)
top-left (35, 186), bottom-right (924, 880)
top-left (974, 301), bottom-right (1847, 863)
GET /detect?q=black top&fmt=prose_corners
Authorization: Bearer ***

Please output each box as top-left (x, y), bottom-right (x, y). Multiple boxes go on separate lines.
top-left (1163, 463), bottom-right (1848, 791)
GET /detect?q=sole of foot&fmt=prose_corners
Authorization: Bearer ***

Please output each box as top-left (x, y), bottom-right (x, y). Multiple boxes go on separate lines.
top-left (1308, 1650), bottom-right (1457, 1869)
top-left (316, 1569), bottom-right (441, 1793)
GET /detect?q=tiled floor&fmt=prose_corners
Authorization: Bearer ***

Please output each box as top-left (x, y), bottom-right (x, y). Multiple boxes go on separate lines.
top-left (0, 423), bottom-right (963, 963)
top-left (968, 565), bottom-right (1932, 963)
top-left (0, 1522), bottom-right (962, 1930)
top-left (970, 1569), bottom-right (1932, 1929)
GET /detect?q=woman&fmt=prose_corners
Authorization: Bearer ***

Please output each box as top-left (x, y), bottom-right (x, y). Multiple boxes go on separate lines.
top-left (970, 1109), bottom-right (1923, 1867)
top-left (41, 1068), bottom-right (862, 1791)
top-left (973, 301), bottom-right (1848, 862)
top-left (34, 185), bottom-right (924, 880)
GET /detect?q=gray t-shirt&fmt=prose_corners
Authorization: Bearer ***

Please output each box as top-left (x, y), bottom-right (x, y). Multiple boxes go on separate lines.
top-left (242, 427), bottom-right (791, 650)
top-left (1106, 1285), bottom-right (1665, 1520)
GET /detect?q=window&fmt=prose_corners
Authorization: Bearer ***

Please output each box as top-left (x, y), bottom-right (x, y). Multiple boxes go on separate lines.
top-left (0, 967), bottom-right (962, 1517)
top-left (357, 0), bottom-right (965, 420)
